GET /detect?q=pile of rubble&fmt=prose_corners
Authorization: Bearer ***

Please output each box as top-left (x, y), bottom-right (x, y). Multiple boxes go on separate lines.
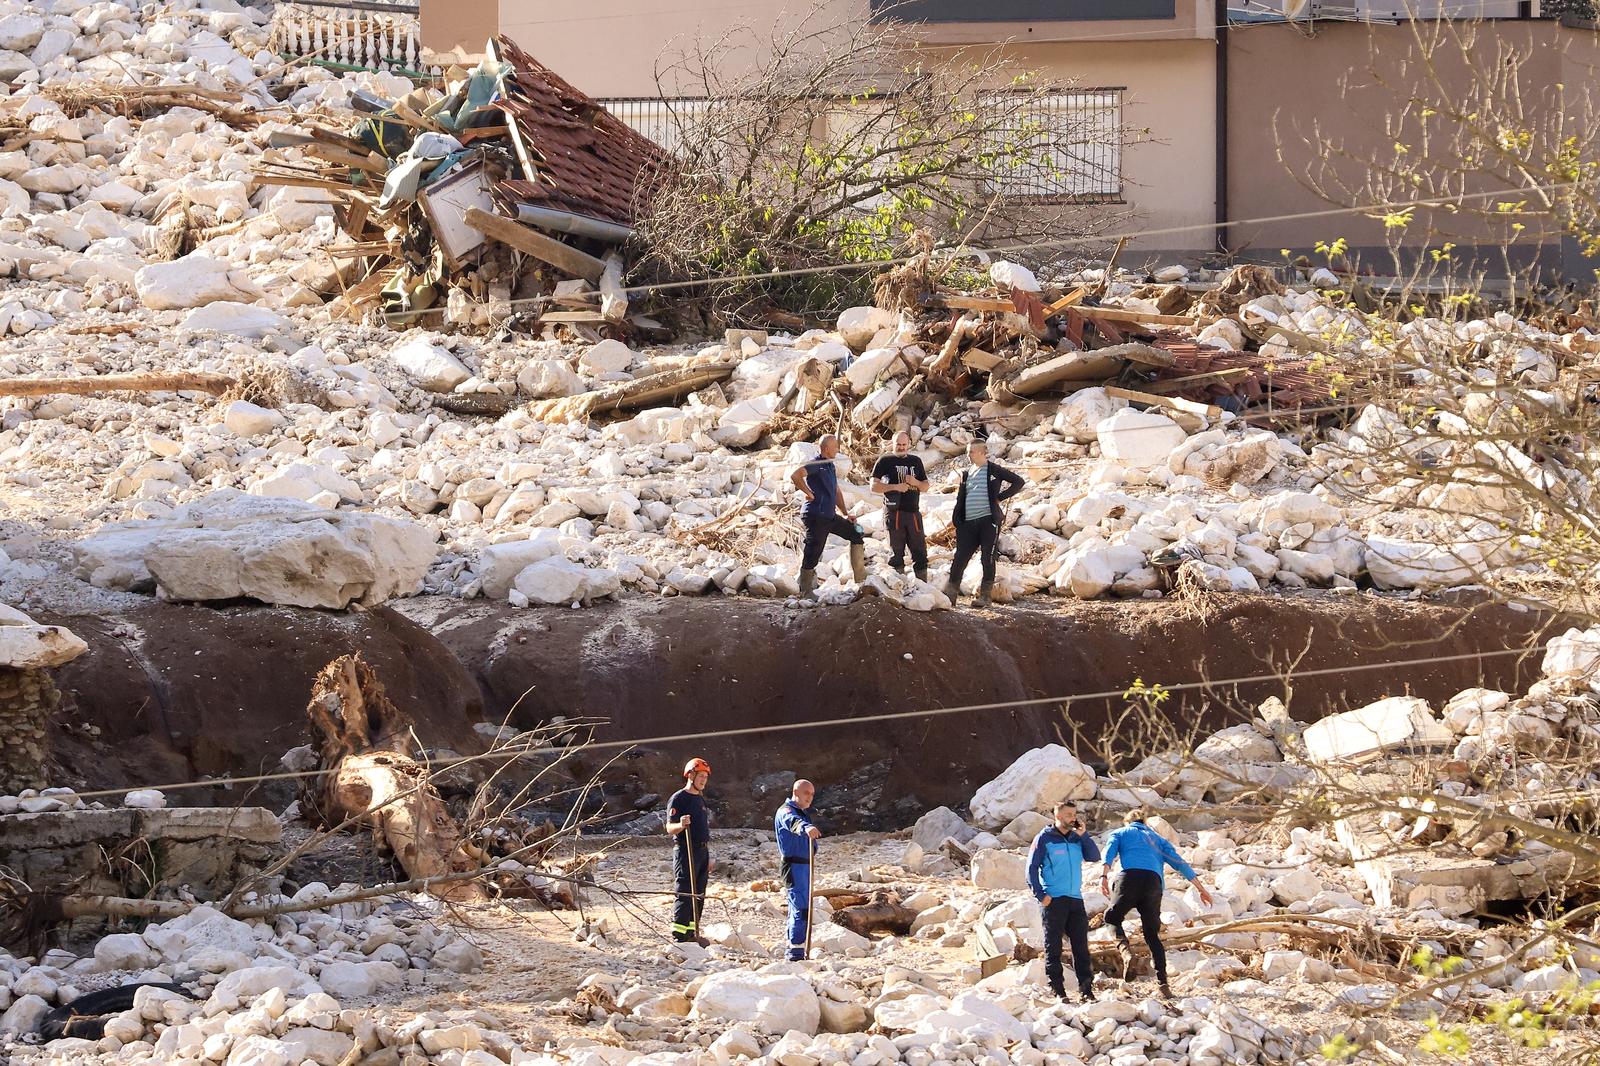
top-left (1, 0), bottom-right (1596, 624)
top-left (5, 625), bottom-right (1596, 1063)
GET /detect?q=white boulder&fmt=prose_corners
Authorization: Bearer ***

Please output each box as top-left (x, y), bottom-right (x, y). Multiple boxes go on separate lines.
top-left (692, 971), bottom-right (820, 1035)
top-left (134, 254), bottom-right (253, 310)
top-left (391, 338), bottom-right (470, 392)
top-left (0, 603), bottom-right (87, 669)
top-left (969, 744), bottom-right (1095, 827)
top-left (579, 339), bottom-right (635, 374)
top-left (1303, 696), bottom-right (1453, 764)
top-left (1096, 409), bottom-right (1187, 467)
top-left (182, 302), bottom-right (290, 339)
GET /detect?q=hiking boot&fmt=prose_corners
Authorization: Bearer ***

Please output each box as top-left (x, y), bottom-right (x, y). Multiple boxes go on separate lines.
top-left (695, 936), bottom-right (711, 948)
top-left (1115, 940), bottom-right (1133, 980)
top-left (797, 569), bottom-right (817, 599)
top-left (975, 581), bottom-right (993, 607)
top-left (942, 580), bottom-right (961, 605)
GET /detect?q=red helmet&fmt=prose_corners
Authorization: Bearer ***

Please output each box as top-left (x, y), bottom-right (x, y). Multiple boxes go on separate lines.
top-left (683, 758), bottom-right (711, 779)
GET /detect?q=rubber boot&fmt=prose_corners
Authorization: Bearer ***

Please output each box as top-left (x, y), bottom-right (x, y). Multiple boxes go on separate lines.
top-left (942, 579), bottom-right (961, 605)
top-left (975, 581), bottom-right (993, 607)
top-left (914, 566), bottom-right (928, 583)
top-left (798, 569), bottom-right (817, 599)
top-left (849, 544), bottom-right (867, 584)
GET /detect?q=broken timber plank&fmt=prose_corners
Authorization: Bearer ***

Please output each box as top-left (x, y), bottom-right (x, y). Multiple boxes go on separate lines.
top-left (599, 253), bottom-right (628, 323)
top-left (537, 311), bottom-right (610, 324)
top-left (1078, 306), bottom-right (1210, 328)
top-left (930, 294), bottom-right (1017, 313)
top-left (0, 372), bottom-right (235, 398)
top-left (464, 207), bottom-right (605, 284)
top-left (524, 363), bottom-right (736, 422)
top-left (960, 349), bottom-right (1001, 372)
top-left (1008, 350), bottom-right (1126, 397)
top-left (301, 142), bottom-right (389, 177)
top-left (1045, 287), bottom-right (1087, 315)
top-left (1105, 385), bottom-right (1222, 421)
top-left (1095, 341), bottom-right (1177, 369)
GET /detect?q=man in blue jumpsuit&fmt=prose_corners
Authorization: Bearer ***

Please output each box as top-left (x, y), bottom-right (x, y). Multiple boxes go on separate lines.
top-left (1099, 808), bottom-right (1213, 998)
top-left (1026, 800), bottom-right (1101, 1000)
top-left (774, 779), bottom-right (823, 960)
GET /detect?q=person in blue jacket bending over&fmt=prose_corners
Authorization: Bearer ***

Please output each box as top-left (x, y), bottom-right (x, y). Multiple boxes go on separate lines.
top-left (1099, 808), bottom-right (1213, 998)
top-left (775, 779), bottom-right (823, 960)
top-left (1026, 800), bottom-right (1101, 1000)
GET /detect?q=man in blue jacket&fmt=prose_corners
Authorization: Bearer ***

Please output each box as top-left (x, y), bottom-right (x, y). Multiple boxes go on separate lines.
top-left (775, 779), bottom-right (823, 960)
top-left (1099, 809), bottom-right (1213, 998)
top-left (1026, 800), bottom-right (1101, 1000)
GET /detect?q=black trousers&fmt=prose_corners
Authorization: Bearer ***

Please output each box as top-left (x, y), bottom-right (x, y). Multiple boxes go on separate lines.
top-left (800, 514), bottom-right (862, 570)
top-left (1041, 896), bottom-right (1093, 995)
top-left (949, 516), bottom-right (999, 586)
top-left (886, 510), bottom-right (927, 571)
top-left (672, 840), bottom-right (709, 940)
top-left (1104, 869), bottom-right (1168, 981)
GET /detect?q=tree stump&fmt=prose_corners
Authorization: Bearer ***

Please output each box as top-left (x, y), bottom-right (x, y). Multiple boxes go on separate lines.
top-left (301, 655), bottom-right (487, 902)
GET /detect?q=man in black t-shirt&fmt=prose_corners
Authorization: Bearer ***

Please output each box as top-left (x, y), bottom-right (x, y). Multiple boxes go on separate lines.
top-left (666, 758), bottom-right (713, 945)
top-left (871, 431), bottom-right (931, 582)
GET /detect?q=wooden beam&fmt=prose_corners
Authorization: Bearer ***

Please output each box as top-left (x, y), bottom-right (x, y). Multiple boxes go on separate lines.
top-left (301, 142), bottom-right (389, 177)
top-left (464, 207), bottom-right (606, 283)
top-left (1045, 287), bottom-right (1087, 315)
top-left (1078, 306), bottom-right (1207, 328)
top-left (1106, 385), bottom-right (1222, 421)
top-left (930, 294), bottom-right (1016, 313)
top-left (0, 372), bottom-right (235, 398)
top-left (537, 310), bottom-right (610, 324)
top-left (960, 348), bottom-right (1001, 372)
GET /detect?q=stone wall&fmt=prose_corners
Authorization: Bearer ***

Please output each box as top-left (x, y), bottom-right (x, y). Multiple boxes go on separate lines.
top-left (0, 667), bottom-right (54, 795)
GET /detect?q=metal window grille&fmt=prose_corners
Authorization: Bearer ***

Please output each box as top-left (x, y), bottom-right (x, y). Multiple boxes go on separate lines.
top-left (980, 89), bottom-right (1124, 202)
top-left (597, 98), bottom-right (713, 155)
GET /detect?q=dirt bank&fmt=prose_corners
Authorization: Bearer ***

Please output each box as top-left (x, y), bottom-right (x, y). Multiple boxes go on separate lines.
top-left (35, 592), bottom-right (1551, 826)
top-left (399, 591), bottom-right (1552, 829)
top-left (38, 602), bottom-right (486, 807)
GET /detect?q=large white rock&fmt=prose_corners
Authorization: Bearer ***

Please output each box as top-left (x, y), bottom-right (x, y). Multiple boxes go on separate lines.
top-left (990, 260), bottom-right (1040, 293)
top-left (74, 491), bottom-right (435, 610)
top-left (1053, 388), bottom-right (1123, 443)
top-left (516, 359), bottom-right (583, 398)
top-left (182, 302), bottom-right (290, 339)
top-left (970, 848), bottom-right (1029, 891)
top-left (222, 400), bottom-right (286, 437)
top-left (579, 339), bottom-right (635, 373)
top-left (924, 993), bottom-right (1029, 1043)
top-left (1096, 409), bottom-right (1187, 467)
top-left (317, 960), bottom-right (403, 999)
top-left (512, 557), bottom-right (590, 606)
top-left (837, 306), bottom-right (897, 350)
top-left (476, 531), bottom-right (565, 598)
top-left (0, 603), bottom-right (87, 669)
top-left (713, 395), bottom-right (779, 447)
top-left (969, 744), bottom-right (1095, 827)
top-left (93, 932), bottom-right (160, 971)
top-left (843, 347), bottom-right (901, 395)
top-left (1303, 696), bottom-right (1452, 764)
top-left (134, 254), bottom-right (253, 310)
top-left (249, 463), bottom-right (360, 504)
top-left (692, 971), bottom-right (820, 1036)
top-left (1542, 627), bottom-right (1600, 686)
top-left (912, 806), bottom-right (976, 851)
top-left (390, 338), bottom-right (470, 392)
top-left (208, 965), bottom-right (319, 1008)
top-left (1363, 536), bottom-right (1489, 591)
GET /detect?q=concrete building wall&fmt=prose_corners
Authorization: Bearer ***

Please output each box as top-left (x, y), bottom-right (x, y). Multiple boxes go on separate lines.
top-left (1226, 19), bottom-right (1598, 277)
top-left (483, 1), bottom-right (1218, 259)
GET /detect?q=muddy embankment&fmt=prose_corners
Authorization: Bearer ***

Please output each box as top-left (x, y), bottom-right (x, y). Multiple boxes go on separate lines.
top-left (41, 593), bottom-right (1554, 829)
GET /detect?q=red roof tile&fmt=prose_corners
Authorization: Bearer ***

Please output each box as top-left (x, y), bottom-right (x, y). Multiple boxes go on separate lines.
top-left (490, 36), bottom-right (665, 228)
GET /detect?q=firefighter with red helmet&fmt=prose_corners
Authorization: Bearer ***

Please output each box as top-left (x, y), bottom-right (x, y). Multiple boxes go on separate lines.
top-left (666, 758), bottom-right (712, 944)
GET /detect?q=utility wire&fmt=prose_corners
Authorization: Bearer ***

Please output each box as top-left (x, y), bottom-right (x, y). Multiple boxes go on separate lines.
top-left (60, 642), bottom-right (1543, 802)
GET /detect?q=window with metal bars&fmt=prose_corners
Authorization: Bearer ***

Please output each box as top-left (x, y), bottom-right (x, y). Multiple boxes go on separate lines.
top-left (978, 89), bottom-right (1124, 202)
top-left (598, 98), bottom-right (713, 156)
